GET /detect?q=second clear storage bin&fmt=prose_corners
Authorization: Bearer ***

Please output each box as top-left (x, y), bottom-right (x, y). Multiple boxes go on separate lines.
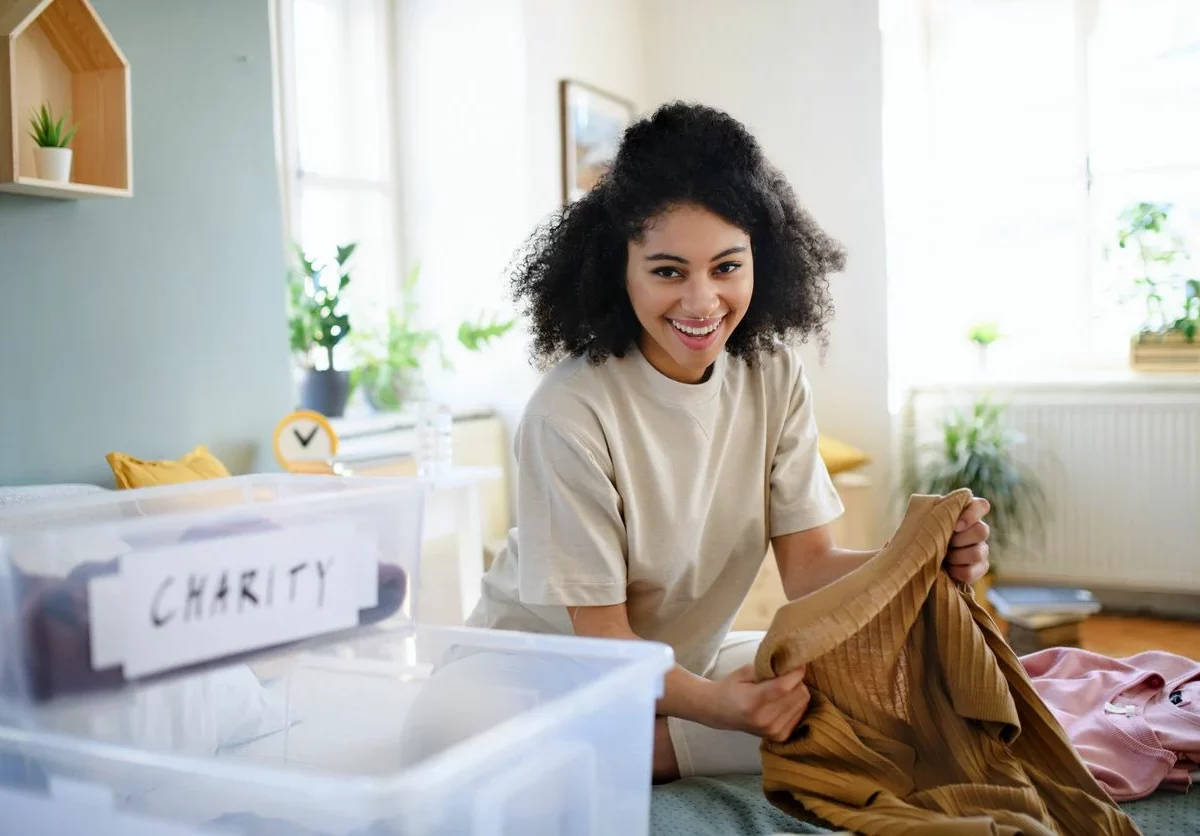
top-left (0, 624), bottom-right (672, 835)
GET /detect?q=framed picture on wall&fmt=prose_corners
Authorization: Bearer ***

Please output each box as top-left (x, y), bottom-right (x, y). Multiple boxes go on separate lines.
top-left (559, 79), bottom-right (636, 203)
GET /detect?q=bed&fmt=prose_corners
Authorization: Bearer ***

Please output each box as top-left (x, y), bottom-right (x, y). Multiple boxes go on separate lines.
top-left (651, 774), bottom-right (1200, 835)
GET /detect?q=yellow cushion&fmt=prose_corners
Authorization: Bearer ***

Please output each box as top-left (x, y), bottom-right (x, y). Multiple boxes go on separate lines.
top-left (819, 434), bottom-right (870, 475)
top-left (106, 445), bottom-right (232, 489)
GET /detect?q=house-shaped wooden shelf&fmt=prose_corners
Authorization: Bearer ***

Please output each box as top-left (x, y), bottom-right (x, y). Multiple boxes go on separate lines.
top-left (0, 0), bottom-right (131, 199)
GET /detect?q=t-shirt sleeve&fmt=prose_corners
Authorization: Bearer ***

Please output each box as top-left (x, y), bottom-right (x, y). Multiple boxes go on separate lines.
top-left (514, 414), bottom-right (628, 607)
top-left (769, 357), bottom-right (845, 538)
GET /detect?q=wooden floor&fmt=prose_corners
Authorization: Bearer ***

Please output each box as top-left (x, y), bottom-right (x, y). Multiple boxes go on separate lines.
top-left (1077, 614), bottom-right (1200, 659)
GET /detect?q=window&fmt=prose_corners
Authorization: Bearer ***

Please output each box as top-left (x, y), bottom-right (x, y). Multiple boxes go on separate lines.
top-left (883, 0), bottom-right (1200, 388)
top-left (1086, 0), bottom-right (1200, 362)
top-left (273, 0), bottom-right (399, 367)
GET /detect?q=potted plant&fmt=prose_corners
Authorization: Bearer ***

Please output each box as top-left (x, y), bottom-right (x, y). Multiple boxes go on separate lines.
top-left (901, 396), bottom-right (1048, 598)
top-left (28, 102), bottom-right (78, 182)
top-left (349, 264), bottom-right (443, 412)
top-left (1114, 202), bottom-right (1200, 370)
top-left (967, 321), bottom-right (1002, 373)
top-left (349, 263), bottom-right (517, 414)
top-left (287, 242), bottom-right (356, 417)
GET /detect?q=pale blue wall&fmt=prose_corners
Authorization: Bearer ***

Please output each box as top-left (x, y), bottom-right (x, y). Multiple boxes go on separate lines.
top-left (0, 0), bottom-right (291, 486)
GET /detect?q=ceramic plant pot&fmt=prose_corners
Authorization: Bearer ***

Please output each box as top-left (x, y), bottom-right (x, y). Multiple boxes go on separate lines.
top-left (34, 147), bottom-right (72, 182)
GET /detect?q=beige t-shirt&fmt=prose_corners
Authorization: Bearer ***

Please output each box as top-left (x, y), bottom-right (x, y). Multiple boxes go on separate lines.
top-left (466, 342), bottom-right (844, 675)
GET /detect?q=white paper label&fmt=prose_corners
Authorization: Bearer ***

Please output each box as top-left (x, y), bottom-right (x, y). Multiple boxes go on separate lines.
top-left (89, 519), bottom-right (379, 678)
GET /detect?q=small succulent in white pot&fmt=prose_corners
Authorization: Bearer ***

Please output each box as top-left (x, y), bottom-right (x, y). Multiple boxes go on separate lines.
top-left (28, 102), bottom-right (78, 183)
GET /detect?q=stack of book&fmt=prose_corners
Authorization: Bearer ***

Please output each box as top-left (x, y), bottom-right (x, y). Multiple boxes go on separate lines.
top-left (985, 586), bottom-right (1102, 655)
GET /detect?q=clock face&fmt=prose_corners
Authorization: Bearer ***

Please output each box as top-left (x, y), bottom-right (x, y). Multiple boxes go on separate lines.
top-left (273, 410), bottom-right (338, 471)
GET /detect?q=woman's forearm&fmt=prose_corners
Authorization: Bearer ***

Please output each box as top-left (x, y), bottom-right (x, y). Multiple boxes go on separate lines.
top-left (780, 546), bottom-right (878, 600)
top-left (568, 603), bottom-right (719, 725)
top-left (658, 663), bottom-right (721, 725)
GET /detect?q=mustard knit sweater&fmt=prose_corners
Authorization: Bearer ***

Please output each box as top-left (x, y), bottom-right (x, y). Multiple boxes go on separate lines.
top-left (754, 489), bottom-right (1140, 836)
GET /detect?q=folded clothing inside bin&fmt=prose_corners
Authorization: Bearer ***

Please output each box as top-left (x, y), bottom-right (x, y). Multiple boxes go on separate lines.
top-left (5, 516), bottom-right (408, 703)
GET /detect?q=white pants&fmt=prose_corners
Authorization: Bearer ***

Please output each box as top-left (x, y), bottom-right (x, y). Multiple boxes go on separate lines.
top-left (666, 631), bottom-right (766, 778)
top-left (396, 647), bottom-right (590, 768)
top-left (397, 632), bottom-right (768, 778)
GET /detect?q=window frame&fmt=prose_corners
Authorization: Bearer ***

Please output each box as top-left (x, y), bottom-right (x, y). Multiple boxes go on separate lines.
top-left (270, 0), bottom-right (407, 315)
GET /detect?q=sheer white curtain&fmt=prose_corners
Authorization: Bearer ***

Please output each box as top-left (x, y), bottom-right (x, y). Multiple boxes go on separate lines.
top-left (275, 0), bottom-right (400, 364)
top-left (884, 0), bottom-right (1200, 390)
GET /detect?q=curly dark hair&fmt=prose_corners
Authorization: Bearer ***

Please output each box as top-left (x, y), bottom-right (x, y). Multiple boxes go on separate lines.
top-left (511, 101), bottom-right (846, 369)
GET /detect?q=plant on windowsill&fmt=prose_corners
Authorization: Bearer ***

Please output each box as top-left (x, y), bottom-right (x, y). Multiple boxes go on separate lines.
top-left (901, 396), bottom-right (1048, 586)
top-left (349, 262), bottom-right (443, 413)
top-left (967, 321), bottom-right (1003, 373)
top-left (348, 262), bottom-right (518, 414)
top-left (28, 102), bottom-right (78, 183)
top-left (287, 241), bottom-right (356, 417)
top-left (1114, 202), bottom-right (1200, 371)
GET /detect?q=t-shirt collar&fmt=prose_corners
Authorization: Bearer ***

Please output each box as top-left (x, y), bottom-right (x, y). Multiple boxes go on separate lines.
top-left (630, 342), bottom-right (726, 406)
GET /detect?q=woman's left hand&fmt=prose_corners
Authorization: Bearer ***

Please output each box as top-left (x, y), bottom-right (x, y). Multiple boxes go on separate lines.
top-left (946, 497), bottom-right (991, 584)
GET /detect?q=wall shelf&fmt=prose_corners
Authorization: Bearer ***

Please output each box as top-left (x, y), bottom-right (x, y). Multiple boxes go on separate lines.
top-left (0, 0), bottom-right (132, 199)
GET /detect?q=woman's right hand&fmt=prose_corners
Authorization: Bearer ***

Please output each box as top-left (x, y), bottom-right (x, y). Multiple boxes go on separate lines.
top-left (709, 664), bottom-right (811, 742)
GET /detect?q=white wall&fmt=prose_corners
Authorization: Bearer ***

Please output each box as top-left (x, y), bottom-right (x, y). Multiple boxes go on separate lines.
top-left (394, 1), bottom-right (891, 537)
top-left (642, 0), bottom-right (893, 540)
top-left (394, 0), bottom-right (647, 507)
top-left (522, 0), bottom-right (647, 221)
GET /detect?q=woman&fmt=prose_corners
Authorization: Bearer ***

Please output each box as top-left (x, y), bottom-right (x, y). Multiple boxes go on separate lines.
top-left (416, 102), bottom-right (991, 782)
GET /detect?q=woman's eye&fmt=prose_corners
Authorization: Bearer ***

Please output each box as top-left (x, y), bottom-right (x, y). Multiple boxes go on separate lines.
top-left (714, 261), bottom-right (741, 275)
top-left (652, 266), bottom-right (683, 278)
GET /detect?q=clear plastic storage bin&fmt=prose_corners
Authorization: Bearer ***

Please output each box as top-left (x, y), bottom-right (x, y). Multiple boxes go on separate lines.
top-left (0, 475), bottom-right (425, 706)
top-left (0, 624), bottom-right (673, 836)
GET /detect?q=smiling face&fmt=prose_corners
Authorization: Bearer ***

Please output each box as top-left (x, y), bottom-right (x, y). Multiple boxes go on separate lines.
top-left (625, 203), bottom-right (754, 383)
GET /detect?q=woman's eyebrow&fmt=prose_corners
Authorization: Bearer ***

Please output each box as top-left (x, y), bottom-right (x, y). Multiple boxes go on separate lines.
top-left (645, 252), bottom-right (688, 264)
top-left (710, 246), bottom-right (747, 261)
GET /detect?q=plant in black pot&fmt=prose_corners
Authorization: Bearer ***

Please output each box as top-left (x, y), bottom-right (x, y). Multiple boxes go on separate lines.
top-left (287, 241), bottom-right (356, 417)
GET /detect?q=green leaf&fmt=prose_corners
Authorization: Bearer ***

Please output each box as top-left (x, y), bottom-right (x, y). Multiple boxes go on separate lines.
top-left (967, 321), bottom-right (1002, 346)
top-left (404, 261), bottom-right (422, 293)
top-left (457, 313), bottom-right (517, 351)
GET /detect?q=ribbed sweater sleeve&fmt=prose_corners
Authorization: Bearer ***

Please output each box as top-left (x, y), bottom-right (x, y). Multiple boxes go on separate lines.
top-left (753, 490), bottom-right (1141, 836)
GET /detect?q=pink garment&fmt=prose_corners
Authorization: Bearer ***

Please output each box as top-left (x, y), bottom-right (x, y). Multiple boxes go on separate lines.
top-left (1021, 648), bottom-right (1200, 801)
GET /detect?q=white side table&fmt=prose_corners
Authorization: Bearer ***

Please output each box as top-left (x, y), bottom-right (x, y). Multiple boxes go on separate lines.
top-left (412, 466), bottom-right (502, 628)
top-left (323, 442), bottom-right (502, 630)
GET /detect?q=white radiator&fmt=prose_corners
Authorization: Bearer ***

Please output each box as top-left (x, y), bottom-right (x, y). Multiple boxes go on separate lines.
top-left (900, 380), bottom-right (1200, 593)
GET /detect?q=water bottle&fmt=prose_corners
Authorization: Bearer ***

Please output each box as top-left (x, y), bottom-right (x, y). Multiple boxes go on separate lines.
top-left (414, 400), bottom-right (436, 478)
top-left (414, 401), bottom-right (453, 478)
top-left (433, 404), bottom-right (454, 476)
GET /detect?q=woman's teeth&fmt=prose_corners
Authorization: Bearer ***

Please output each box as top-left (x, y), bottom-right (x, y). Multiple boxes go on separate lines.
top-left (670, 318), bottom-right (722, 336)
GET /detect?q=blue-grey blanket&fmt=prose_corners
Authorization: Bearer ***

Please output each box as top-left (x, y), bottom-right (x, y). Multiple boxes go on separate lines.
top-left (650, 775), bottom-right (1199, 836)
